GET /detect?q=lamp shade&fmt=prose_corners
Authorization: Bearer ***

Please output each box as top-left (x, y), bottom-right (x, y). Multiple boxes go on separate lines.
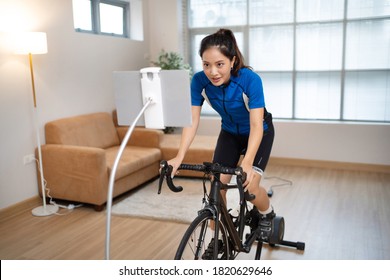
top-left (14, 32), bottom-right (48, 54)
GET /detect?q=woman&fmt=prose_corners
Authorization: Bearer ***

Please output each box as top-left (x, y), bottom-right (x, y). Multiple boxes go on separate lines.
top-left (168, 29), bottom-right (275, 240)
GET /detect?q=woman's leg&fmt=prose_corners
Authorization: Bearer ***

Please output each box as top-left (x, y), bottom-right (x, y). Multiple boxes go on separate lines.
top-left (213, 130), bottom-right (242, 209)
top-left (249, 120), bottom-right (274, 214)
top-left (219, 174), bottom-right (232, 206)
top-left (245, 173), bottom-right (270, 212)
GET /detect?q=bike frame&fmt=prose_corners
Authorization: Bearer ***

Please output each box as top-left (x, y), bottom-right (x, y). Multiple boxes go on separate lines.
top-left (204, 177), bottom-right (262, 256)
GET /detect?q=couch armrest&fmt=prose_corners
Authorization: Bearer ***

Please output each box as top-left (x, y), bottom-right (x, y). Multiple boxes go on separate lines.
top-left (116, 127), bottom-right (164, 148)
top-left (37, 144), bottom-right (108, 204)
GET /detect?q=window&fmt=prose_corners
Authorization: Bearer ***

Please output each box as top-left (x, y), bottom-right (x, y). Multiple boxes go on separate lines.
top-left (186, 0), bottom-right (390, 122)
top-left (72, 0), bottom-right (129, 38)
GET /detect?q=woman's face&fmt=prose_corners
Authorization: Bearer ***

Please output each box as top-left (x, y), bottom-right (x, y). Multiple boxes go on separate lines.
top-left (202, 47), bottom-right (235, 86)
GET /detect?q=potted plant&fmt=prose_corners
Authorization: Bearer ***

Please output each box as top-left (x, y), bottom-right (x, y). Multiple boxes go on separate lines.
top-left (152, 49), bottom-right (192, 76)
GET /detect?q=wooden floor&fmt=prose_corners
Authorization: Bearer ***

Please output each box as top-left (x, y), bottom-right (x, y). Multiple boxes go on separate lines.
top-left (1, 164), bottom-right (389, 260)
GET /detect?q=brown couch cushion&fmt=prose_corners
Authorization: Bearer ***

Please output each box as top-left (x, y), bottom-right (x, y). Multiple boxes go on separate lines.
top-left (105, 146), bottom-right (161, 180)
top-left (45, 112), bottom-right (120, 149)
top-left (160, 134), bottom-right (217, 163)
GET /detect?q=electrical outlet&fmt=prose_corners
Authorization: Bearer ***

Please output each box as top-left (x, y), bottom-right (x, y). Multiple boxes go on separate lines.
top-left (23, 154), bottom-right (35, 165)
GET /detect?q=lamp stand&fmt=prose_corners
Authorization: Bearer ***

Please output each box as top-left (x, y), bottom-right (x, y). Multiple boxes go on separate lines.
top-left (105, 98), bottom-right (153, 259)
top-left (31, 109), bottom-right (59, 216)
top-left (27, 53), bottom-right (58, 217)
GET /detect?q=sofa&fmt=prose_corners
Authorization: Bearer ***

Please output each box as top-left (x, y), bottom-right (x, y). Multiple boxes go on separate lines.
top-left (36, 111), bottom-right (217, 210)
top-left (37, 112), bottom-right (163, 210)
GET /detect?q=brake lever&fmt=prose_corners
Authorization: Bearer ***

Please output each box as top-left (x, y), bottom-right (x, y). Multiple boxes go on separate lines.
top-left (166, 165), bottom-right (183, 192)
top-left (236, 171), bottom-right (255, 201)
top-left (158, 161), bottom-right (168, 194)
top-left (158, 160), bottom-right (183, 194)
top-left (244, 191), bottom-right (256, 201)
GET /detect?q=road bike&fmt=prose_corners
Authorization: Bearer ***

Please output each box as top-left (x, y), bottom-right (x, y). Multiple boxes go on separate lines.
top-left (159, 160), bottom-right (305, 260)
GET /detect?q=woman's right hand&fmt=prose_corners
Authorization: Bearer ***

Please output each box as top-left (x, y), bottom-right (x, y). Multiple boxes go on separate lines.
top-left (167, 157), bottom-right (183, 178)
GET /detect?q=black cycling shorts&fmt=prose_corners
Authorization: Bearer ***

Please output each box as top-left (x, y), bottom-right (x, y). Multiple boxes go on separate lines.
top-left (212, 117), bottom-right (274, 173)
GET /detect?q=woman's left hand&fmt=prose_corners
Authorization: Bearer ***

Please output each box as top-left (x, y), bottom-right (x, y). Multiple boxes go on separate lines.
top-left (241, 162), bottom-right (254, 189)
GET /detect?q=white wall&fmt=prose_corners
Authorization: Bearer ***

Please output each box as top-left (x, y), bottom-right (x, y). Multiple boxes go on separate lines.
top-left (0, 0), bottom-right (150, 209)
top-left (147, 0), bottom-right (183, 62)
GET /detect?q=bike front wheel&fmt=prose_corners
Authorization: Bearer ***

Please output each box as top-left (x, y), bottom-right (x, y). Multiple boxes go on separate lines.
top-left (174, 210), bottom-right (231, 260)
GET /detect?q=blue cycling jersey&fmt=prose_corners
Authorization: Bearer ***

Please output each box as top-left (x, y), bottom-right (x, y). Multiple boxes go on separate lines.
top-left (191, 68), bottom-right (267, 135)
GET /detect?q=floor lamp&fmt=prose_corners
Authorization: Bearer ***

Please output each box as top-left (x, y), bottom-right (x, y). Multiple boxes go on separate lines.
top-left (14, 32), bottom-right (59, 216)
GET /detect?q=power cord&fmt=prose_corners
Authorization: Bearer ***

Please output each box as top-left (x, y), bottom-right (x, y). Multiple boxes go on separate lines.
top-left (53, 201), bottom-right (83, 210)
top-left (264, 176), bottom-right (293, 197)
top-left (34, 158), bottom-right (83, 214)
top-left (45, 184), bottom-right (83, 213)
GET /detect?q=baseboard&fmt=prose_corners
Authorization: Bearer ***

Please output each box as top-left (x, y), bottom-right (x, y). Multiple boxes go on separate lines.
top-left (268, 157), bottom-right (390, 174)
top-left (0, 196), bottom-right (40, 218)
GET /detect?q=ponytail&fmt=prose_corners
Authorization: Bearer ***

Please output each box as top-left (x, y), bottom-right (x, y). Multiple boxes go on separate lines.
top-left (199, 29), bottom-right (250, 76)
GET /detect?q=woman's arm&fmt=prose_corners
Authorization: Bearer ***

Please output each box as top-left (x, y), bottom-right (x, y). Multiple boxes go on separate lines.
top-left (168, 105), bottom-right (202, 176)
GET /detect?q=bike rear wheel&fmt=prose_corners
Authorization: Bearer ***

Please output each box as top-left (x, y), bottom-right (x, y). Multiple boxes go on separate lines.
top-left (174, 211), bottom-right (231, 260)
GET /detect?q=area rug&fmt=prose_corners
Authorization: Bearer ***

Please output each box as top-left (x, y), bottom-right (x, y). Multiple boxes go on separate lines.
top-left (111, 177), bottom-right (242, 224)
